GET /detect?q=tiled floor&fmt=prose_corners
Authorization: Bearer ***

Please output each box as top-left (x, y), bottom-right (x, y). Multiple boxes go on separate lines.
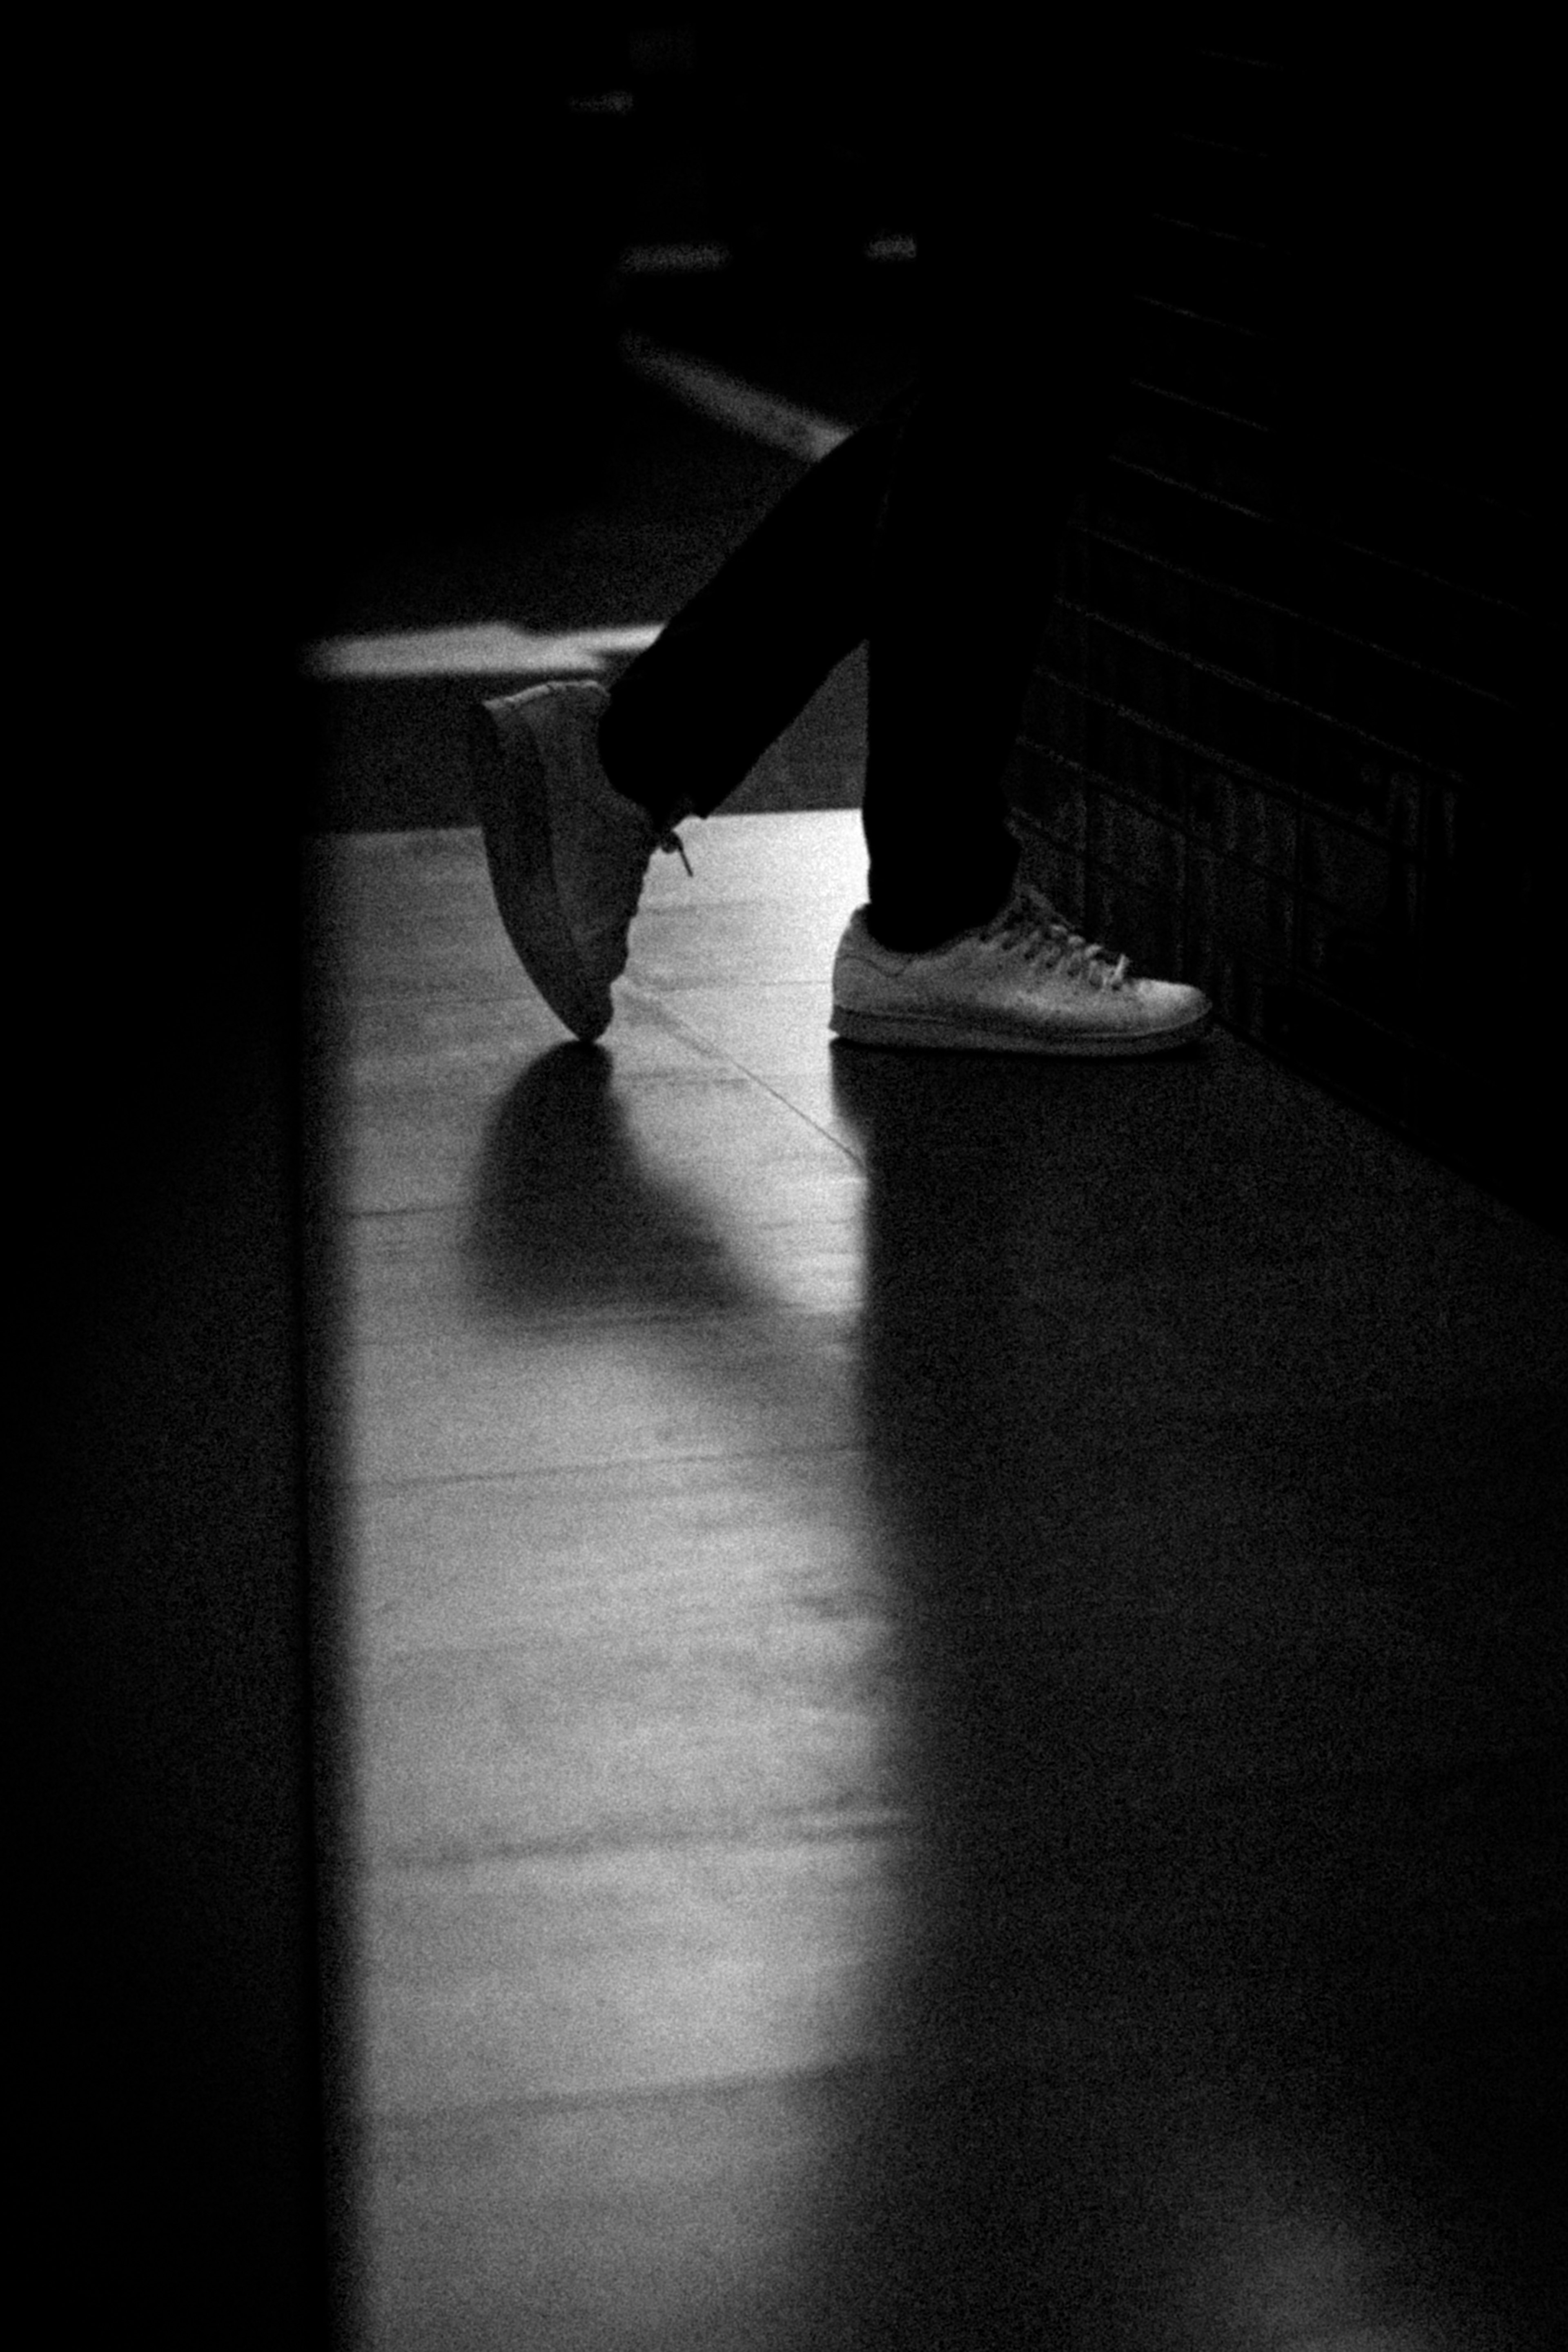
top-left (321, 811), bottom-right (1568, 2350)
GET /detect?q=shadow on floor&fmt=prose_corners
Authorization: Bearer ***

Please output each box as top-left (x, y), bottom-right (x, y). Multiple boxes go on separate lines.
top-left (455, 1030), bottom-right (1565, 2346)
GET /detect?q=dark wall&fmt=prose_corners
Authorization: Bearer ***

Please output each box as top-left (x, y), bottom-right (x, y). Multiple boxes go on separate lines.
top-left (24, 27), bottom-right (341, 2339)
top-left (1012, 28), bottom-right (1556, 1227)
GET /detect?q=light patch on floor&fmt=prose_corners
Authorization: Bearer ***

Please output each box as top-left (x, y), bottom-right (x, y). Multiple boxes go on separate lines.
top-left (618, 332), bottom-right (851, 464)
top-left (304, 621), bottom-right (665, 680)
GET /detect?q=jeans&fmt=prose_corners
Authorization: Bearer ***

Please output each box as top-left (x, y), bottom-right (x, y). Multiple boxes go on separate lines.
top-left (597, 21), bottom-right (1183, 950)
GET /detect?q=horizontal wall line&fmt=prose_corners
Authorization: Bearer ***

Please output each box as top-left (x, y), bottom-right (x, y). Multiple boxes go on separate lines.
top-left (1069, 525), bottom-right (1523, 709)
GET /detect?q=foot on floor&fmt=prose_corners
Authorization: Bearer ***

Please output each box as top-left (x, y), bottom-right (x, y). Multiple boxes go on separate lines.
top-left (829, 882), bottom-right (1211, 1055)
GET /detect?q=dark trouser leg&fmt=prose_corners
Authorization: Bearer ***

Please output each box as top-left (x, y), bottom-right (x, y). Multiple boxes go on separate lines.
top-left (601, 19), bottom-right (1177, 942)
top-left (862, 26), bottom-right (1175, 948)
top-left (597, 388), bottom-right (916, 825)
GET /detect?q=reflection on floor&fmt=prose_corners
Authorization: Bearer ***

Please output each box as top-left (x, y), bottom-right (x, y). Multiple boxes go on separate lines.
top-left (321, 811), bottom-right (1567, 2351)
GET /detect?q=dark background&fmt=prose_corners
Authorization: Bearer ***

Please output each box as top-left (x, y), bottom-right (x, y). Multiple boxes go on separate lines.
top-left (20, 16), bottom-right (1553, 2343)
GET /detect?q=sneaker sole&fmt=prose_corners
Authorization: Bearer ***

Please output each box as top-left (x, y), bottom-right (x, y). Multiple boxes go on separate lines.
top-left (468, 689), bottom-right (614, 1043)
top-left (828, 1001), bottom-right (1212, 1055)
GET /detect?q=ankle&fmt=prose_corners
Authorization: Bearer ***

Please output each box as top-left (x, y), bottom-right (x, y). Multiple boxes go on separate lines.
top-left (602, 758), bottom-right (695, 837)
top-left (597, 699), bottom-right (694, 832)
top-left (866, 917), bottom-right (956, 955)
top-left (866, 899), bottom-right (1005, 955)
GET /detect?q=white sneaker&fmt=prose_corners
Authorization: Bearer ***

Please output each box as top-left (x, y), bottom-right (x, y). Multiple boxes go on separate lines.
top-left (829, 882), bottom-right (1210, 1055)
top-left (468, 680), bottom-right (689, 1043)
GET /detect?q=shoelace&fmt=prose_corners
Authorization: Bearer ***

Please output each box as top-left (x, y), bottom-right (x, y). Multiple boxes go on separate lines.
top-left (980, 884), bottom-right (1130, 989)
top-left (655, 826), bottom-right (693, 877)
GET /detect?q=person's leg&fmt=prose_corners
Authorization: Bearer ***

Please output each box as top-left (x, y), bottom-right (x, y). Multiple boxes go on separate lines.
top-left (473, 15), bottom-right (1207, 1050)
top-left (861, 21), bottom-right (1177, 950)
top-left (470, 382), bottom-right (918, 1042)
top-left (597, 386), bottom-right (915, 828)
top-left (828, 19), bottom-right (1210, 1051)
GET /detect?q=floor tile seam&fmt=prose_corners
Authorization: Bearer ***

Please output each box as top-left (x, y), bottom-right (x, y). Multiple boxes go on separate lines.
top-left (340, 1442), bottom-right (873, 1496)
top-left (347, 1452), bottom-right (866, 1488)
top-left (346, 1304), bottom-right (863, 1347)
top-left (342, 977), bottom-right (835, 1008)
top-left (623, 989), bottom-right (866, 1168)
top-left (334, 1148), bottom-right (858, 1190)
top-left (348, 1605), bottom-right (1525, 1667)
top-left (359, 1635), bottom-right (893, 1672)
top-left (359, 1858), bottom-right (1568, 1940)
top-left (340, 1276), bottom-right (867, 1310)
top-left (361, 1810), bottom-right (909, 1874)
top-left (618, 984), bottom-right (838, 1099)
top-left (334, 1107), bottom-right (865, 1151)
top-left (335, 1210), bottom-right (863, 1251)
top-left (341, 1398), bottom-right (1561, 1495)
top-left (362, 2043), bottom-right (1273, 2141)
top-left (341, 1268), bottom-right (867, 1302)
top-left (342, 1360), bottom-right (1567, 1431)
top-left (340, 1445), bottom-right (874, 1493)
top-left (331, 1190), bottom-right (1557, 1261)
top-left (345, 1322), bottom-right (862, 1359)
top-left (343, 1373), bottom-right (1556, 1425)
top-left (343, 1317), bottom-right (1568, 1373)
top-left (335, 1419), bottom-right (1568, 1488)
top-left (711, 1074), bottom-right (864, 1170)
top-left (334, 1081), bottom-right (844, 1118)
top-left (356, 1661), bottom-right (1565, 1730)
top-left (334, 974), bottom-right (835, 1012)
top-left (336, 1184), bottom-right (866, 1225)
top-left (355, 1824), bottom-right (1568, 1914)
top-left (347, 1742), bottom-right (1568, 1824)
top-left (339, 1214), bottom-right (865, 1253)
top-left (354, 1578), bottom-right (1559, 1632)
top-left (344, 1598), bottom-right (1486, 1658)
top-left (353, 1649), bottom-right (886, 1685)
top-left (363, 2051), bottom-right (895, 2136)
top-left (356, 1757), bottom-right (1561, 1847)
top-left (332, 1119), bottom-right (855, 1157)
